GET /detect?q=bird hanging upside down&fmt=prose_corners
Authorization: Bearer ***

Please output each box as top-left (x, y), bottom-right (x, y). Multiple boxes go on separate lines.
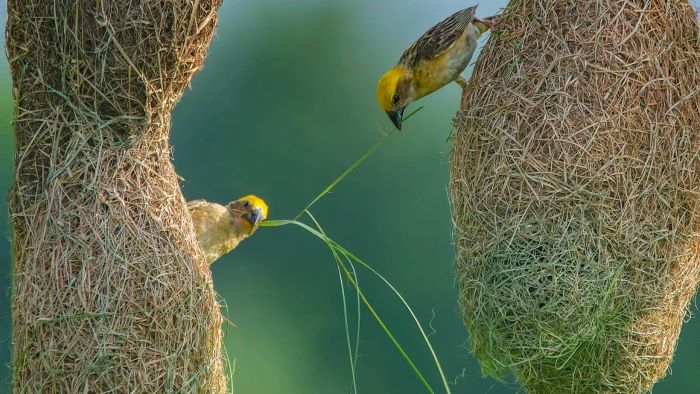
top-left (377, 5), bottom-right (495, 130)
top-left (188, 195), bottom-right (269, 264)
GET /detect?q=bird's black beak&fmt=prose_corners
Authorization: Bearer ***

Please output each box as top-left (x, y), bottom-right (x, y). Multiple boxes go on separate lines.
top-left (386, 107), bottom-right (405, 130)
top-left (243, 208), bottom-right (264, 226)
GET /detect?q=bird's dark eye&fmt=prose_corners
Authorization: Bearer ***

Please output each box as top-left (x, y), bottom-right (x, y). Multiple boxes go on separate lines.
top-left (392, 94), bottom-right (400, 104)
top-left (243, 200), bottom-right (251, 208)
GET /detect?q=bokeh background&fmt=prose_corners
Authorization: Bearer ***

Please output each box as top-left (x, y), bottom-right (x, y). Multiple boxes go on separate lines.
top-left (1, 1), bottom-right (699, 393)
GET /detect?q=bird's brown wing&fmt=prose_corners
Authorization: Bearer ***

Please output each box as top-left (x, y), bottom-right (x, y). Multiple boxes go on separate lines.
top-left (398, 6), bottom-right (478, 67)
top-left (188, 200), bottom-right (235, 263)
top-left (187, 199), bottom-right (209, 211)
top-left (187, 200), bottom-right (226, 238)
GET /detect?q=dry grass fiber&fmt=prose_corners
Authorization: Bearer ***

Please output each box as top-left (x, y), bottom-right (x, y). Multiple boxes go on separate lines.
top-left (7, 0), bottom-right (226, 392)
top-left (450, 1), bottom-right (700, 392)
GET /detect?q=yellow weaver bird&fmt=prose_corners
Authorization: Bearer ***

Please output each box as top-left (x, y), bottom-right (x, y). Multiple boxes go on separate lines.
top-left (188, 195), bottom-right (268, 264)
top-left (377, 5), bottom-right (494, 129)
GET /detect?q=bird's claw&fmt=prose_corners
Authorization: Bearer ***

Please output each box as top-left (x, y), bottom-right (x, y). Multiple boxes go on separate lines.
top-left (456, 76), bottom-right (468, 89)
top-left (475, 17), bottom-right (494, 30)
top-left (456, 77), bottom-right (469, 104)
top-left (479, 14), bottom-right (501, 30)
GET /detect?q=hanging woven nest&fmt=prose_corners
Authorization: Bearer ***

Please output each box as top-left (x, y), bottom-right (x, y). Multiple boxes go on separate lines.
top-left (449, 1), bottom-right (700, 392)
top-left (7, 0), bottom-right (226, 391)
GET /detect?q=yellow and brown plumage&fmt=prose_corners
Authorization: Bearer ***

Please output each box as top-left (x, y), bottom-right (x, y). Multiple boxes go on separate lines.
top-left (377, 5), bottom-right (494, 129)
top-left (188, 195), bottom-right (268, 264)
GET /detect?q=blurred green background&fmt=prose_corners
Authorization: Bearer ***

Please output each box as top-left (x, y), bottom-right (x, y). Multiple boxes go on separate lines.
top-left (1, 1), bottom-right (699, 393)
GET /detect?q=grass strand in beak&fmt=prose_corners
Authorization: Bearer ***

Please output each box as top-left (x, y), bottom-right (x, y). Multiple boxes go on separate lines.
top-left (261, 213), bottom-right (450, 394)
top-left (305, 212), bottom-right (360, 394)
top-left (292, 106), bottom-right (424, 220)
top-left (260, 108), bottom-right (453, 393)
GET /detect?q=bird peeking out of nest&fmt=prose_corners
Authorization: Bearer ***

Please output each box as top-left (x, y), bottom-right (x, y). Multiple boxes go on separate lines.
top-left (377, 5), bottom-right (495, 130)
top-left (188, 195), bottom-right (269, 264)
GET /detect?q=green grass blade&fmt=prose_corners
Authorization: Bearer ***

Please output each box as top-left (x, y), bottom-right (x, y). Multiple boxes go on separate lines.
top-left (292, 106), bottom-right (424, 220)
top-left (305, 211), bottom-right (434, 394)
top-left (336, 262), bottom-right (358, 394)
top-left (350, 253), bottom-right (361, 375)
top-left (292, 135), bottom-right (389, 220)
top-left (329, 232), bottom-right (359, 394)
top-left (259, 105), bottom-right (451, 393)
top-left (261, 217), bottom-right (438, 393)
top-left (327, 240), bottom-right (452, 394)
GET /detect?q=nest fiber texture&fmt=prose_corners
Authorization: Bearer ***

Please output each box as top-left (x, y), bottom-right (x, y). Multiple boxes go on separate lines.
top-left (7, 0), bottom-right (225, 392)
top-left (449, 1), bottom-right (700, 393)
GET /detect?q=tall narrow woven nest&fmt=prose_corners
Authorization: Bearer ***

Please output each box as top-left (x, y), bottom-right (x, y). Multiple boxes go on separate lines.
top-left (449, 1), bottom-right (700, 393)
top-left (7, 0), bottom-right (226, 392)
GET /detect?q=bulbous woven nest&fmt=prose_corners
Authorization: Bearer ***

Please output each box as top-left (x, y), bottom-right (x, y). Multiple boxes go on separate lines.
top-left (7, 0), bottom-right (226, 391)
top-left (449, 1), bottom-right (700, 392)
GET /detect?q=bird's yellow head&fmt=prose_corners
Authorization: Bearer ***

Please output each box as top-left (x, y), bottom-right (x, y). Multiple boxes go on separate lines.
top-left (226, 194), bottom-right (269, 235)
top-left (377, 66), bottom-right (414, 130)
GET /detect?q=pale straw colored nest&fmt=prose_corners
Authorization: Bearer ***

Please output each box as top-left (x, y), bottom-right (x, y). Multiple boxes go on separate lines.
top-left (7, 0), bottom-right (226, 391)
top-left (450, 1), bottom-right (700, 392)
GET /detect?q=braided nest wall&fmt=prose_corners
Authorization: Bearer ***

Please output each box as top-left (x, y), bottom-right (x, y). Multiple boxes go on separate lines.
top-left (449, 1), bottom-right (700, 393)
top-left (7, 0), bottom-right (226, 391)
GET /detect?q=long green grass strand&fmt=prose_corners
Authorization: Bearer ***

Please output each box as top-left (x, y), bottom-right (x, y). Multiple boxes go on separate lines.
top-left (292, 107), bottom-right (424, 220)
